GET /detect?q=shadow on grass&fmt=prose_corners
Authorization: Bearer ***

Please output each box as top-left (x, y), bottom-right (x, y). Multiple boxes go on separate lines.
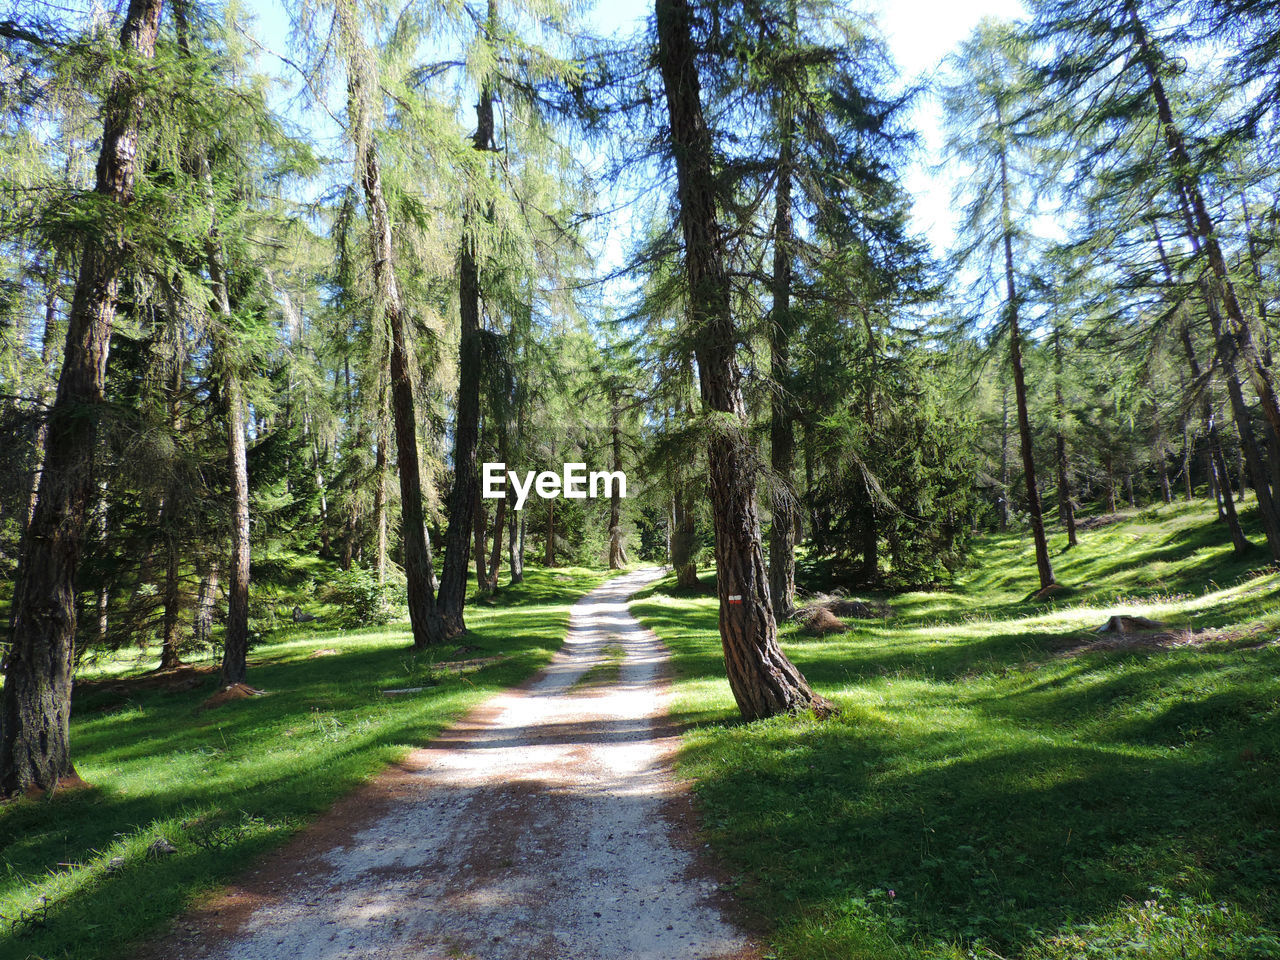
top-left (630, 504), bottom-right (1280, 958)
top-left (0, 567), bottom-right (602, 960)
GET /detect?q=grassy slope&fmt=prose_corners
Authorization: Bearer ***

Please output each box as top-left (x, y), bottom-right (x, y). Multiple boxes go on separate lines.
top-left (631, 501), bottom-right (1280, 960)
top-left (0, 567), bottom-right (605, 960)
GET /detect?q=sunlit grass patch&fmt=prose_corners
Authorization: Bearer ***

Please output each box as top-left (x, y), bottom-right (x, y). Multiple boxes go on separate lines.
top-left (0, 567), bottom-right (604, 960)
top-left (633, 501), bottom-right (1280, 960)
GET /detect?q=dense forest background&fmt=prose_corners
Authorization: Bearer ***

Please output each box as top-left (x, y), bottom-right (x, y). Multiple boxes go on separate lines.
top-left (4, 0), bottom-right (1280, 789)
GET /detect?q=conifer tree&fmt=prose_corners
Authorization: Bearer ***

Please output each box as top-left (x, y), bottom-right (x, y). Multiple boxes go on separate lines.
top-left (2, 0), bottom-right (165, 796)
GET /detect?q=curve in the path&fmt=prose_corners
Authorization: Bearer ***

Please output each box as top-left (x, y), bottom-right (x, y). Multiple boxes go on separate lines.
top-left (165, 567), bottom-right (756, 960)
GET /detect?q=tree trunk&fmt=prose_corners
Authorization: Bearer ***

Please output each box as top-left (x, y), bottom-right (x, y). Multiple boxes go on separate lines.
top-left (486, 493), bottom-right (505, 591)
top-left (1128, 0), bottom-right (1280, 446)
top-left (1052, 328), bottom-right (1078, 547)
top-left (220, 368), bottom-right (252, 685)
top-left (473, 497), bottom-right (490, 594)
top-left (175, 0), bottom-right (251, 686)
top-left (671, 485), bottom-right (699, 588)
top-left (159, 503), bottom-right (183, 670)
top-left (1, 0), bottom-right (164, 796)
top-left (656, 0), bottom-right (832, 721)
top-left (437, 1), bottom-right (497, 637)
top-left (1176, 319), bottom-right (1251, 554)
top-left (1233, 442), bottom-right (1244, 504)
top-left (999, 382), bottom-right (1010, 530)
top-left (159, 347), bottom-right (184, 671)
top-left (608, 392), bottom-right (628, 569)
top-left (1105, 455), bottom-right (1118, 514)
top-left (1170, 202), bottom-right (1280, 559)
top-left (373, 416), bottom-right (389, 583)
top-left (507, 395), bottom-right (524, 584)
top-left (22, 254), bottom-right (65, 535)
top-left (996, 100), bottom-right (1055, 591)
top-left (860, 486), bottom-right (878, 582)
top-left (334, 0), bottom-right (441, 646)
top-left (1181, 417), bottom-right (1194, 501)
top-left (194, 558), bottom-right (219, 648)
top-left (545, 496), bottom-right (556, 567)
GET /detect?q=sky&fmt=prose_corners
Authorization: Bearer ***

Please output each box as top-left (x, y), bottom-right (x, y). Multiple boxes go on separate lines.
top-left (241, 0), bottom-right (1027, 271)
top-left (581, 0), bottom-right (1030, 254)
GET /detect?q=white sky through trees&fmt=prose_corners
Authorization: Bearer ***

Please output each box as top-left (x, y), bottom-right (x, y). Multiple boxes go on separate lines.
top-left (240, 0), bottom-right (1025, 268)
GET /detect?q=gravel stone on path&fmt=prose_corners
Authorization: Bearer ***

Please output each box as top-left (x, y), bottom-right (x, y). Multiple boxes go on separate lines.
top-left (157, 567), bottom-right (757, 960)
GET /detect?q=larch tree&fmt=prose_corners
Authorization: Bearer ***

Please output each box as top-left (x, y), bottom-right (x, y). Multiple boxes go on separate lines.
top-left (654, 0), bottom-right (833, 721)
top-left (945, 21), bottom-right (1057, 593)
top-left (1, 0), bottom-right (165, 796)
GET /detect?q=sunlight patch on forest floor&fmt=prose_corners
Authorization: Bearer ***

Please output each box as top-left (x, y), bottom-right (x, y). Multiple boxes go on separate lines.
top-left (632, 500), bottom-right (1280, 960)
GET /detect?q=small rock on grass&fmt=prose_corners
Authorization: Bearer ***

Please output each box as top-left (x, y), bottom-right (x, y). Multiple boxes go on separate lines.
top-left (147, 838), bottom-right (178, 859)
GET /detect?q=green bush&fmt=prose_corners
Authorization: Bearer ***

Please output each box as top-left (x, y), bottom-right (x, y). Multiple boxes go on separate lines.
top-left (323, 567), bottom-right (394, 628)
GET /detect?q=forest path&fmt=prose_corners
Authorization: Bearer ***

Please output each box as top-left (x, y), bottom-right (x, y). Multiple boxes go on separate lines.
top-left (159, 567), bottom-right (757, 960)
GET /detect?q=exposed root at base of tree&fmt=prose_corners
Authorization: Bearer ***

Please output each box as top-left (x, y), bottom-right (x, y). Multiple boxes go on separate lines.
top-left (1025, 582), bottom-right (1073, 602)
top-left (200, 683), bottom-right (266, 710)
top-left (19, 770), bottom-right (93, 801)
top-left (805, 696), bottom-right (840, 720)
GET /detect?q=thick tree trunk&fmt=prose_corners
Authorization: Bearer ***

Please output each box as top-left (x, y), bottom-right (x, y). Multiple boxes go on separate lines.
top-left (334, 0), bottom-right (441, 645)
top-left (996, 106), bottom-right (1055, 591)
top-left (1, 0), bottom-right (164, 796)
top-left (656, 0), bottom-right (832, 721)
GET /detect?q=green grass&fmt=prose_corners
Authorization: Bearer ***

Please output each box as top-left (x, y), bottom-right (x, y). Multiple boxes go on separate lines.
top-left (571, 639), bottom-right (627, 691)
top-left (631, 500), bottom-right (1280, 960)
top-left (0, 566), bottom-right (605, 960)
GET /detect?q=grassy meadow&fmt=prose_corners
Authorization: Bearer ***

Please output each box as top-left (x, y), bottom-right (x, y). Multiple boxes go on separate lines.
top-left (0, 567), bottom-right (606, 960)
top-left (631, 500), bottom-right (1280, 960)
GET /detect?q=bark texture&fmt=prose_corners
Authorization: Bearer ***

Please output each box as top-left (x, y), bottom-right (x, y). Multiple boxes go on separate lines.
top-left (655, 0), bottom-right (832, 721)
top-left (1, 0), bottom-right (164, 796)
top-left (436, 0), bottom-right (498, 636)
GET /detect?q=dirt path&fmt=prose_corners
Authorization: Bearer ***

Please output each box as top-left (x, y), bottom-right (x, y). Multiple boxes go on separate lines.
top-left (159, 567), bottom-right (757, 960)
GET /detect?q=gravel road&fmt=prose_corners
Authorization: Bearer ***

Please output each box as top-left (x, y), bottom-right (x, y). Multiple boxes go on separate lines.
top-left (157, 567), bottom-right (757, 960)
